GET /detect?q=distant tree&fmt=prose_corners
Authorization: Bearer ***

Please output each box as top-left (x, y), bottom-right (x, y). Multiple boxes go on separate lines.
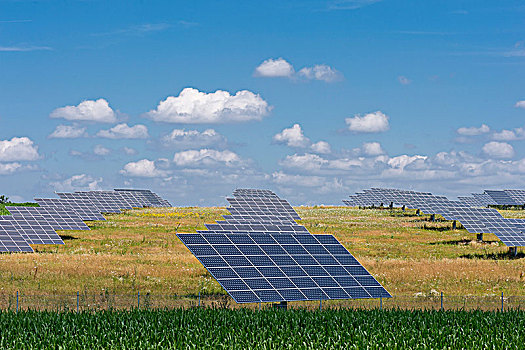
top-left (0, 195), bottom-right (9, 204)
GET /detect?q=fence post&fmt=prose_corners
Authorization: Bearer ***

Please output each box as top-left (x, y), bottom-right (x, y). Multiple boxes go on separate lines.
top-left (77, 291), bottom-right (79, 312)
top-left (138, 291), bottom-right (140, 310)
top-left (501, 292), bottom-right (504, 312)
top-left (198, 291), bottom-right (201, 307)
top-left (380, 297), bottom-right (382, 310)
top-left (259, 302), bottom-right (261, 311)
top-left (440, 292), bottom-right (443, 311)
top-left (319, 299), bottom-right (322, 311)
top-left (16, 291), bottom-right (18, 313)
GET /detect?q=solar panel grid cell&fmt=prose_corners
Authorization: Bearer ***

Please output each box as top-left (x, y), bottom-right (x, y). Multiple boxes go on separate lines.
top-left (0, 215), bottom-right (64, 245)
top-left (4, 206), bottom-right (89, 231)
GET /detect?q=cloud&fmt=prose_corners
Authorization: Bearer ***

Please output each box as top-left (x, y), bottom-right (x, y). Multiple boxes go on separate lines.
top-left (48, 125), bottom-right (87, 139)
top-left (172, 149), bottom-right (242, 167)
top-left (273, 124), bottom-right (310, 148)
top-left (50, 174), bottom-right (103, 192)
top-left (50, 99), bottom-right (117, 123)
top-left (254, 58), bottom-right (294, 78)
top-left (96, 123), bottom-right (149, 139)
top-left (0, 162), bottom-right (22, 175)
top-left (362, 142), bottom-right (385, 156)
top-left (122, 147), bottom-right (137, 155)
top-left (0, 137), bottom-right (40, 161)
top-left (161, 128), bottom-right (226, 149)
top-left (310, 141), bottom-right (331, 154)
top-left (492, 128), bottom-right (525, 141)
top-left (387, 155), bottom-right (427, 169)
top-left (398, 76), bottom-right (411, 85)
top-left (327, 0), bottom-right (382, 10)
top-left (93, 23), bottom-right (171, 37)
top-left (345, 111), bottom-right (390, 133)
top-left (93, 145), bottom-right (111, 156)
top-left (280, 153), bottom-right (328, 171)
top-left (120, 159), bottom-right (168, 178)
top-left (297, 64), bottom-right (343, 82)
top-left (482, 141), bottom-right (514, 159)
top-left (254, 58), bottom-right (342, 82)
top-left (456, 124), bottom-right (490, 136)
top-left (145, 88), bottom-right (271, 124)
top-left (515, 101), bottom-right (525, 109)
top-left (0, 45), bottom-right (52, 52)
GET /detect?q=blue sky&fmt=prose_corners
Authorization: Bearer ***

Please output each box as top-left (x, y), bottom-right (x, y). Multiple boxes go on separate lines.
top-left (0, 0), bottom-right (524, 205)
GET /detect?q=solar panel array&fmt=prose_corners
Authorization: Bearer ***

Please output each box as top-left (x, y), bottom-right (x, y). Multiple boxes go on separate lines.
top-left (178, 189), bottom-right (391, 304)
top-left (343, 187), bottom-right (525, 247)
top-left (34, 198), bottom-right (106, 221)
top-left (1, 188), bottom-right (170, 253)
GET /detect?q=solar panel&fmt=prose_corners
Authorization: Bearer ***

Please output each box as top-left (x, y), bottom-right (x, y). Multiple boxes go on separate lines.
top-left (79, 191), bottom-right (132, 210)
top-left (114, 189), bottom-right (171, 207)
top-left (178, 233), bottom-right (390, 303)
top-left (204, 223), bottom-right (309, 234)
top-left (227, 196), bottom-right (301, 220)
top-left (485, 190), bottom-right (518, 206)
top-left (0, 220), bottom-right (34, 253)
top-left (504, 190), bottom-right (525, 205)
top-left (34, 198), bottom-right (106, 221)
top-left (457, 196), bottom-right (484, 208)
top-left (3, 206), bottom-right (89, 231)
top-left (56, 192), bottom-right (121, 213)
top-left (472, 193), bottom-right (498, 206)
top-left (0, 215), bottom-right (64, 245)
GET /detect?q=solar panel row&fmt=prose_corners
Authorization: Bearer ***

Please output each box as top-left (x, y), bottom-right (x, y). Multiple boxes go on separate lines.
top-left (343, 188), bottom-right (525, 247)
top-left (178, 188), bottom-right (391, 304)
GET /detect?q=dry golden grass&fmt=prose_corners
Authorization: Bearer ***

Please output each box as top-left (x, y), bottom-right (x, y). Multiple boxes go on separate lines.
top-left (0, 206), bottom-right (524, 298)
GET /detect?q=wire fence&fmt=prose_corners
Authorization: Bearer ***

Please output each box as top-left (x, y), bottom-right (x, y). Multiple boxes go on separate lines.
top-left (1, 292), bottom-right (524, 312)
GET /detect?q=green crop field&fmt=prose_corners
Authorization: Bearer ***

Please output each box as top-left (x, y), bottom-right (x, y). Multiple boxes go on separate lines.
top-left (1, 308), bottom-right (524, 349)
top-left (0, 205), bottom-right (524, 308)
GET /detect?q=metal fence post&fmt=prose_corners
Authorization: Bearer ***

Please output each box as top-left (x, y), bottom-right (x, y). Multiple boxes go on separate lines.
top-left (198, 291), bottom-right (201, 307)
top-left (501, 292), bottom-right (504, 312)
top-left (319, 299), bottom-right (322, 311)
top-left (77, 291), bottom-right (79, 312)
top-left (259, 302), bottom-right (261, 311)
top-left (16, 291), bottom-right (18, 313)
top-left (138, 291), bottom-right (140, 310)
top-left (440, 292), bottom-right (443, 311)
top-left (380, 297), bottom-right (382, 310)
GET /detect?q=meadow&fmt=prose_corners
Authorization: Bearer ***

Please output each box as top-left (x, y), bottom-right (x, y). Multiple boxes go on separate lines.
top-left (0, 205), bottom-right (524, 309)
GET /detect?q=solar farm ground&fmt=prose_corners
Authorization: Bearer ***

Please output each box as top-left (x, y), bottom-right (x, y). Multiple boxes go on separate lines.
top-left (0, 206), bottom-right (524, 307)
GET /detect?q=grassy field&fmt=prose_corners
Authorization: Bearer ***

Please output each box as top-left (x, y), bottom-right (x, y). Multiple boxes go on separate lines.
top-left (1, 308), bottom-right (524, 349)
top-left (0, 206), bottom-right (524, 305)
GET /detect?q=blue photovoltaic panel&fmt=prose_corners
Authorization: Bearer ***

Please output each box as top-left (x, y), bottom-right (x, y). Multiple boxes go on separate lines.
top-left (0, 220), bottom-right (34, 253)
top-left (4, 206), bottom-right (89, 231)
top-left (484, 190), bottom-right (518, 206)
top-left (34, 198), bottom-right (106, 221)
top-left (0, 215), bottom-right (64, 245)
top-left (178, 233), bottom-right (391, 303)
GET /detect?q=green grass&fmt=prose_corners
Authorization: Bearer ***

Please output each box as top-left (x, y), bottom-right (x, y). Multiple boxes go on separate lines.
top-left (0, 308), bottom-right (523, 349)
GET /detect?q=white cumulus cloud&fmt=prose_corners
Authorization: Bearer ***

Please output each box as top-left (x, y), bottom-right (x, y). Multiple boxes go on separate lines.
top-left (50, 99), bottom-right (116, 123)
top-left (482, 141), bottom-right (514, 159)
top-left (0, 162), bottom-right (22, 175)
top-left (162, 128), bottom-right (226, 148)
top-left (362, 142), bottom-right (385, 156)
top-left (515, 100), bottom-right (525, 108)
top-left (254, 58), bottom-right (295, 77)
top-left (145, 88), bottom-right (271, 124)
top-left (50, 174), bottom-right (103, 192)
top-left (93, 145), bottom-right (111, 156)
top-left (96, 123), bottom-right (149, 139)
top-left (297, 64), bottom-right (342, 82)
top-left (120, 159), bottom-right (168, 177)
top-left (457, 124), bottom-right (490, 136)
top-left (173, 149), bottom-right (242, 167)
top-left (492, 127), bottom-right (525, 141)
top-left (0, 137), bottom-right (40, 161)
top-left (310, 141), bottom-right (331, 154)
top-left (398, 76), bottom-right (411, 85)
top-left (345, 111), bottom-right (390, 133)
top-left (48, 125), bottom-right (87, 138)
top-left (273, 124), bottom-right (310, 148)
